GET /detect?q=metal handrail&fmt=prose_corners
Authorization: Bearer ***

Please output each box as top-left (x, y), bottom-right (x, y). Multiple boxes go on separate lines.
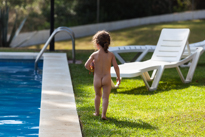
top-left (59, 26), bottom-right (75, 38)
top-left (34, 27), bottom-right (75, 70)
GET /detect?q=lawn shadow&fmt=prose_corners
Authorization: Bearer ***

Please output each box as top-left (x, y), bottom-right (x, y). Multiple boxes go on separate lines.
top-left (105, 117), bottom-right (158, 130)
top-left (77, 106), bottom-right (158, 135)
top-left (78, 105), bottom-right (158, 136)
top-left (111, 79), bottom-right (191, 95)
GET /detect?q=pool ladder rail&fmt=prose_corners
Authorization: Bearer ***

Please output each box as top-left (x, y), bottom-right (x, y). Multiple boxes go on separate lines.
top-left (34, 27), bottom-right (75, 70)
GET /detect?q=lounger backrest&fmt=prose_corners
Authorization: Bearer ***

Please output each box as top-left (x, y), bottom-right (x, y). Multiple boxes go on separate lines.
top-left (151, 28), bottom-right (190, 62)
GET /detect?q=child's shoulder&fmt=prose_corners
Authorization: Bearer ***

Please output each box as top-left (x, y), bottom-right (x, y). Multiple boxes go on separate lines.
top-left (90, 51), bottom-right (99, 57)
top-left (92, 51), bottom-right (99, 55)
top-left (107, 51), bottom-right (114, 56)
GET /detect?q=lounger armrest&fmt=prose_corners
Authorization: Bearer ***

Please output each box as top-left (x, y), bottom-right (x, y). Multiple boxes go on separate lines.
top-left (178, 47), bottom-right (204, 66)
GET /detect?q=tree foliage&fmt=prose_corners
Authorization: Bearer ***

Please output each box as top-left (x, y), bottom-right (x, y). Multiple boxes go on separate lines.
top-left (73, 0), bottom-right (195, 24)
top-left (0, 0), bottom-right (27, 47)
top-left (1, 0), bottom-right (205, 32)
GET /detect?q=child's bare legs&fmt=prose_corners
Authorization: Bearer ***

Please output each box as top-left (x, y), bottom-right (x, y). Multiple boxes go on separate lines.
top-left (94, 89), bottom-right (102, 116)
top-left (101, 75), bottom-right (111, 120)
top-left (94, 77), bottom-right (102, 116)
top-left (94, 74), bottom-right (111, 119)
top-left (102, 85), bottom-right (111, 120)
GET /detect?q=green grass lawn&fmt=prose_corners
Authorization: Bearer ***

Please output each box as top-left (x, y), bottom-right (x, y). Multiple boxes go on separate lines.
top-left (1, 20), bottom-right (205, 136)
top-left (70, 50), bottom-right (205, 137)
top-left (69, 20), bottom-right (205, 137)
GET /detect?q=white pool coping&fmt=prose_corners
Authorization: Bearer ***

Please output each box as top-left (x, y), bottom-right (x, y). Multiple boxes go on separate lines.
top-left (0, 52), bottom-right (82, 137)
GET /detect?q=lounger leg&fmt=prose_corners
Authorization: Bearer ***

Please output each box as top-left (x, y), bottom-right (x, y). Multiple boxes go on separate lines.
top-left (135, 49), bottom-right (149, 62)
top-left (176, 67), bottom-right (186, 83)
top-left (113, 52), bottom-right (126, 64)
top-left (141, 66), bottom-right (164, 91)
top-left (151, 69), bottom-right (157, 80)
top-left (177, 50), bottom-right (201, 83)
top-left (131, 52), bottom-right (141, 62)
top-left (185, 51), bottom-right (201, 82)
top-left (142, 69), bottom-right (157, 82)
top-left (150, 66), bottom-right (164, 91)
top-left (142, 72), bottom-right (152, 81)
top-left (141, 74), bottom-right (151, 91)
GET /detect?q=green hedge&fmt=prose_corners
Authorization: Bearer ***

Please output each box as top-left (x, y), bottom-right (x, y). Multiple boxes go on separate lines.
top-left (1, 0), bottom-right (205, 32)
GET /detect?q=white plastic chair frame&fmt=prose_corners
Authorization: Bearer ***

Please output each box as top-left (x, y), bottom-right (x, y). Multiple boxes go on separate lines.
top-left (109, 40), bottom-right (205, 64)
top-left (110, 29), bottom-right (204, 91)
top-left (109, 45), bottom-right (155, 64)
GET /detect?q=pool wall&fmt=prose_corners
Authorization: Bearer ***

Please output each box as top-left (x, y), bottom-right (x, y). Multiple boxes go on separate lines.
top-left (0, 52), bottom-right (82, 137)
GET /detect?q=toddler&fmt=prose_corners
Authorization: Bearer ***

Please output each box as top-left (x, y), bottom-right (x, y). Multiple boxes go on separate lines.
top-left (85, 30), bottom-right (120, 120)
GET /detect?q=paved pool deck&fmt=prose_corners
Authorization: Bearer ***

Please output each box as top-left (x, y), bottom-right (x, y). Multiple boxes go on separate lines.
top-left (0, 52), bottom-right (82, 137)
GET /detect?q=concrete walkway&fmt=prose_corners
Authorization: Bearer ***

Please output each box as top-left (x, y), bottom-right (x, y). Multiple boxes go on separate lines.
top-left (39, 53), bottom-right (82, 137)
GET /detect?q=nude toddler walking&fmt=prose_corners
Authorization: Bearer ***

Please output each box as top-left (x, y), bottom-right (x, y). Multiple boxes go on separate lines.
top-left (85, 30), bottom-right (120, 120)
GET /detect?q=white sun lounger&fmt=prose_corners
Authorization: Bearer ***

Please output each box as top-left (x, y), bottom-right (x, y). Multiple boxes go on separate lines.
top-left (110, 28), bottom-right (204, 91)
top-left (109, 45), bottom-right (155, 64)
top-left (109, 40), bottom-right (205, 64)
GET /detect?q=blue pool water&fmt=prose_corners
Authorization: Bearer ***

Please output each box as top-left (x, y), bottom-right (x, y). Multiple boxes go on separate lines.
top-left (0, 59), bottom-right (43, 136)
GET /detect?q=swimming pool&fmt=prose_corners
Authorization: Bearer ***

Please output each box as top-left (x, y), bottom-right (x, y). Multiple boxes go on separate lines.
top-left (0, 59), bottom-right (43, 136)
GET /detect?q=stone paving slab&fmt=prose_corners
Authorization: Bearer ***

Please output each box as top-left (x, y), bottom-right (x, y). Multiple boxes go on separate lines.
top-left (39, 53), bottom-right (82, 137)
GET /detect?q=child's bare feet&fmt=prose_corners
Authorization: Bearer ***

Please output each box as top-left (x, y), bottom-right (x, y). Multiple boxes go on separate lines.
top-left (93, 113), bottom-right (99, 116)
top-left (101, 116), bottom-right (107, 120)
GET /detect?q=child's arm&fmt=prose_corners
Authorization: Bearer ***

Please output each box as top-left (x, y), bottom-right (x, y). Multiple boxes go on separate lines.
top-left (85, 54), bottom-right (94, 71)
top-left (111, 53), bottom-right (121, 84)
